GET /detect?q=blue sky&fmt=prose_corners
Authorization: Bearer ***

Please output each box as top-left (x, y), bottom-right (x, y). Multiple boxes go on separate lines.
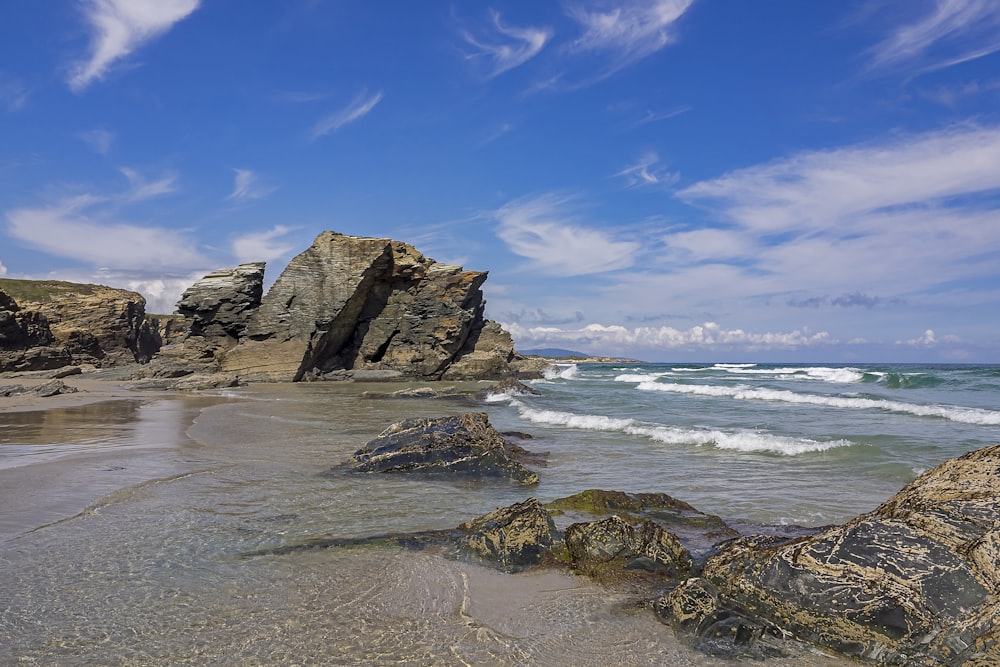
top-left (2, 0), bottom-right (999, 362)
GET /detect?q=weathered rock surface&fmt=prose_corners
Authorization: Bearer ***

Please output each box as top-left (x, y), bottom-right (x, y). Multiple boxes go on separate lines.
top-left (340, 412), bottom-right (540, 484)
top-left (176, 262), bottom-right (265, 341)
top-left (175, 232), bottom-right (532, 382)
top-left (457, 497), bottom-right (558, 572)
top-left (565, 515), bottom-right (694, 583)
top-left (0, 379), bottom-right (80, 398)
top-left (658, 445), bottom-right (1000, 665)
top-left (0, 281), bottom-right (159, 372)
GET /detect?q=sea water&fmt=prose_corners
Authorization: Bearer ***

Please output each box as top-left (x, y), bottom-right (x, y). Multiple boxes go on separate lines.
top-left (1, 363), bottom-right (997, 665)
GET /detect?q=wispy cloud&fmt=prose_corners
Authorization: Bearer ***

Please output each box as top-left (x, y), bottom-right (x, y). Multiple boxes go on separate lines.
top-left (866, 0), bottom-right (1000, 75)
top-left (492, 194), bottom-right (641, 276)
top-left (0, 259), bottom-right (7, 277)
top-left (566, 0), bottom-right (695, 77)
top-left (0, 72), bottom-right (29, 112)
top-left (460, 10), bottom-right (552, 77)
top-left (5, 195), bottom-right (206, 271)
top-left (80, 128), bottom-right (115, 155)
top-left (226, 168), bottom-right (276, 201)
top-left (120, 167), bottom-right (178, 202)
top-left (896, 328), bottom-right (959, 347)
top-left (231, 225), bottom-right (297, 263)
top-left (614, 151), bottom-right (680, 188)
top-left (68, 0), bottom-right (201, 91)
top-left (310, 89), bottom-right (383, 139)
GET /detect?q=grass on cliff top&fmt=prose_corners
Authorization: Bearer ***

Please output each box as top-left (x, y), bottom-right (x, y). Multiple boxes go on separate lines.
top-left (0, 278), bottom-right (104, 302)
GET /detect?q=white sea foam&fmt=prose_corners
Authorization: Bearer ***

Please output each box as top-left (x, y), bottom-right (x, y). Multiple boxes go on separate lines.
top-left (635, 381), bottom-right (1000, 425)
top-left (543, 364), bottom-right (579, 380)
top-left (510, 402), bottom-right (852, 455)
top-left (614, 373), bottom-right (665, 383)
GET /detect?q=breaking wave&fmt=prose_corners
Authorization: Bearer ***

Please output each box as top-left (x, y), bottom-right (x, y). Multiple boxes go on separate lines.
top-left (633, 381), bottom-right (1000, 425)
top-left (509, 401), bottom-right (853, 456)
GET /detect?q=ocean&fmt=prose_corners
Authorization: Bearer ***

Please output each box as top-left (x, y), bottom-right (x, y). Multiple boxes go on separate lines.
top-left (1, 362), bottom-right (997, 665)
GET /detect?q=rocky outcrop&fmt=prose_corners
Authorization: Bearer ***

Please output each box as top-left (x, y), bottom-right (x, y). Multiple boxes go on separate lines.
top-left (218, 233), bottom-right (514, 381)
top-left (1, 281), bottom-right (159, 372)
top-left (565, 515), bottom-right (694, 582)
top-left (340, 412), bottom-right (540, 485)
top-left (657, 445), bottom-right (1000, 665)
top-left (176, 262), bottom-right (265, 341)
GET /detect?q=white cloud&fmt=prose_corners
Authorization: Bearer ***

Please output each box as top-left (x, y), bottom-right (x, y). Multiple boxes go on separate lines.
top-left (503, 321), bottom-right (834, 353)
top-left (0, 259), bottom-right (7, 277)
top-left (80, 128), bottom-right (115, 155)
top-left (461, 10), bottom-right (552, 77)
top-left (5, 195), bottom-right (206, 271)
top-left (120, 167), bottom-right (178, 201)
top-left (232, 225), bottom-right (297, 263)
top-left (227, 168), bottom-right (276, 201)
top-left (310, 89), bottom-right (383, 139)
top-left (567, 0), bottom-right (694, 74)
top-left (69, 0), bottom-right (200, 91)
top-left (896, 328), bottom-right (961, 347)
top-left (492, 194), bottom-right (641, 276)
top-left (867, 0), bottom-right (1000, 74)
top-left (614, 152), bottom-right (679, 188)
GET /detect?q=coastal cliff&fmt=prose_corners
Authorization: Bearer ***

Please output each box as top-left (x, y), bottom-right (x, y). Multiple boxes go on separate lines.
top-left (0, 280), bottom-right (159, 372)
top-left (152, 231), bottom-right (545, 382)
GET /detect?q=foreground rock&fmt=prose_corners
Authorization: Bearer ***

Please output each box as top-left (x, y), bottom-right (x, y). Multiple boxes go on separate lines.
top-left (0, 281), bottom-right (159, 372)
top-left (340, 412), bottom-right (541, 485)
top-left (456, 498), bottom-right (558, 572)
top-left (658, 445), bottom-right (1000, 664)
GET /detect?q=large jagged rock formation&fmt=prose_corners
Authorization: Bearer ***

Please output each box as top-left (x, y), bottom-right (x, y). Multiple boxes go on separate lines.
top-left (0, 281), bottom-right (159, 372)
top-left (203, 231), bottom-right (538, 381)
top-left (657, 445), bottom-right (1000, 665)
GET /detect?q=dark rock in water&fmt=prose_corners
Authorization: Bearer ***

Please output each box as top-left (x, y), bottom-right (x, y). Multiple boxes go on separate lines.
top-left (658, 445), bottom-right (1000, 665)
top-left (0, 379), bottom-right (79, 398)
top-left (456, 497), bottom-right (558, 572)
top-left (475, 377), bottom-right (542, 400)
top-left (546, 489), bottom-right (737, 564)
top-left (342, 412), bottom-right (539, 485)
top-left (360, 386), bottom-right (472, 400)
top-left (565, 515), bottom-right (694, 583)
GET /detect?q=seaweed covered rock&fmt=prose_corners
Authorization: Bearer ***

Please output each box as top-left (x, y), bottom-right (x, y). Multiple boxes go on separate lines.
top-left (658, 445), bottom-right (1000, 665)
top-left (457, 497), bottom-right (558, 572)
top-left (342, 412), bottom-right (539, 485)
top-left (565, 515), bottom-right (694, 583)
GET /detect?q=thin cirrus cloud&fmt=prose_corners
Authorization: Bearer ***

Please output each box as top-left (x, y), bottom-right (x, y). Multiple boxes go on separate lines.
top-left (566, 0), bottom-right (695, 75)
top-left (226, 168), bottom-right (276, 202)
top-left (231, 225), bottom-right (297, 263)
top-left (119, 167), bottom-right (178, 202)
top-left (866, 0), bottom-right (1000, 75)
top-left (614, 152), bottom-right (680, 188)
top-left (460, 10), bottom-right (552, 77)
top-left (68, 0), bottom-right (200, 92)
top-left (309, 90), bottom-right (383, 140)
top-left (492, 194), bottom-right (641, 276)
top-left (79, 128), bottom-right (115, 155)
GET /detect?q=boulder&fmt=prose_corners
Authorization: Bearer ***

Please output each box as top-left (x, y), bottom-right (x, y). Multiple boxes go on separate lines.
top-left (565, 515), bottom-right (694, 583)
top-left (341, 412), bottom-right (539, 485)
top-left (658, 445), bottom-right (1000, 665)
top-left (456, 497), bottom-right (558, 572)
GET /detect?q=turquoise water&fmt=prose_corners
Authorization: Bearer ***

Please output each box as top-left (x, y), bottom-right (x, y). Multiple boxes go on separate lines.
top-left (487, 362), bottom-right (1000, 525)
top-left (1, 363), bottom-right (996, 665)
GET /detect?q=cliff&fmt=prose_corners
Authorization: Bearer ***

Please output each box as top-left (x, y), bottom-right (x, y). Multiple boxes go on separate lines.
top-left (0, 279), bottom-right (160, 372)
top-left (155, 232), bottom-right (545, 382)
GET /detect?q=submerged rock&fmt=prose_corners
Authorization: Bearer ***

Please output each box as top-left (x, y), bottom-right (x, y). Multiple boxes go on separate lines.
top-left (658, 444), bottom-right (1000, 664)
top-left (341, 412), bottom-right (540, 485)
top-left (457, 497), bottom-right (558, 572)
top-left (565, 515), bottom-right (694, 583)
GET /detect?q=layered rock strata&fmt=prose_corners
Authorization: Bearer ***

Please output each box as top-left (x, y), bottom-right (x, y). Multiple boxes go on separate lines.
top-left (0, 281), bottom-right (158, 372)
top-left (657, 445), bottom-right (1000, 665)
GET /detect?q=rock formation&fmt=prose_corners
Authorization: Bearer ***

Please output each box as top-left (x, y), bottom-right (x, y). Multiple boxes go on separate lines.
top-left (340, 412), bottom-right (540, 485)
top-left (0, 281), bottom-right (158, 372)
top-left (657, 445), bottom-right (1000, 664)
top-left (456, 497), bottom-right (558, 572)
top-left (158, 232), bottom-right (545, 382)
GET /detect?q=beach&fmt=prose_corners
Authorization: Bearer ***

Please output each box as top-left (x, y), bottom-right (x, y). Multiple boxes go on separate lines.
top-left (0, 370), bottom-right (877, 666)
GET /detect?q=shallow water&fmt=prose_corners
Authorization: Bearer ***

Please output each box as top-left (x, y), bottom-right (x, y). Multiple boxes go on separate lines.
top-left (0, 381), bottom-right (855, 666)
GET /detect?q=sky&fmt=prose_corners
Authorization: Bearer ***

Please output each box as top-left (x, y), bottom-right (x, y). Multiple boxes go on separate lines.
top-left (2, 0), bottom-right (999, 363)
